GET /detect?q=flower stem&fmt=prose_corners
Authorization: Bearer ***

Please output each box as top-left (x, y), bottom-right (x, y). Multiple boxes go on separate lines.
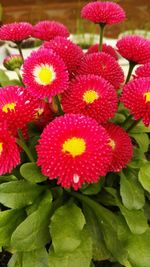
top-left (54, 94), bottom-right (64, 116)
top-left (16, 129), bottom-right (35, 162)
top-left (99, 23), bottom-right (105, 52)
top-left (14, 68), bottom-right (24, 86)
top-left (126, 119), bottom-right (141, 133)
top-left (125, 61), bottom-right (136, 84)
top-left (122, 114), bottom-right (133, 129)
top-left (16, 42), bottom-right (24, 61)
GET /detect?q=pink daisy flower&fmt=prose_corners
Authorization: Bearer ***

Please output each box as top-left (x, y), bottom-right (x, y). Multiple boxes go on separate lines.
top-left (43, 37), bottom-right (84, 76)
top-left (62, 75), bottom-right (118, 123)
top-left (79, 52), bottom-right (124, 89)
top-left (117, 35), bottom-right (150, 64)
top-left (32, 20), bottom-right (69, 41)
top-left (81, 1), bottom-right (126, 25)
top-left (36, 114), bottom-right (112, 190)
top-left (104, 123), bottom-right (133, 172)
top-left (121, 77), bottom-right (150, 126)
top-left (135, 63), bottom-right (150, 78)
top-left (0, 125), bottom-right (20, 175)
top-left (3, 54), bottom-right (23, 71)
top-left (0, 22), bottom-right (33, 42)
top-left (87, 43), bottom-right (118, 60)
top-left (22, 49), bottom-right (69, 101)
top-left (0, 86), bottom-right (39, 137)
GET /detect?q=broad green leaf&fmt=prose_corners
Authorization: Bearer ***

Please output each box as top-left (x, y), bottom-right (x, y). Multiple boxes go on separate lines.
top-left (0, 79), bottom-right (22, 86)
top-left (0, 175), bottom-right (17, 183)
top-left (139, 162), bottom-right (150, 193)
top-left (81, 178), bottom-right (104, 195)
top-left (0, 69), bottom-right (9, 86)
top-left (48, 227), bottom-right (92, 267)
top-left (0, 181), bottom-right (44, 209)
top-left (120, 172), bottom-right (145, 210)
top-left (20, 163), bottom-right (47, 183)
top-left (8, 248), bottom-right (48, 267)
top-left (130, 122), bottom-right (150, 133)
top-left (83, 204), bottom-right (110, 261)
top-left (50, 202), bottom-right (85, 253)
top-left (11, 191), bottom-right (52, 251)
top-left (0, 209), bottom-right (26, 247)
top-left (128, 147), bottom-right (147, 169)
top-left (130, 133), bottom-right (149, 153)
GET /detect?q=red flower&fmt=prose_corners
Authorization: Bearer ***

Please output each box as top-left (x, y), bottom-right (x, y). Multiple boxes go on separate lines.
top-left (32, 20), bottom-right (69, 41)
top-left (81, 1), bottom-right (126, 25)
top-left (34, 101), bottom-right (54, 129)
top-left (62, 75), bottom-right (118, 123)
top-left (117, 35), bottom-right (150, 64)
top-left (121, 77), bottom-right (150, 126)
top-left (22, 49), bottom-right (69, 101)
top-left (79, 52), bottom-right (124, 89)
top-left (87, 43), bottom-right (118, 60)
top-left (104, 123), bottom-right (133, 172)
top-left (43, 37), bottom-right (84, 76)
top-left (0, 22), bottom-right (32, 42)
top-left (37, 114), bottom-right (112, 190)
top-left (135, 63), bottom-right (150, 78)
top-left (0, 125), bottom-right (20, 175)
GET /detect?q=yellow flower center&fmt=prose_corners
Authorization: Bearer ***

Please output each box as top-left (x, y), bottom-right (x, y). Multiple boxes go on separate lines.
top-left (0, 142), bottom-right (3, 155)
top-left (83, 90), bottom-right (99, 104)
top-left (109, 139), bottom-right (116, 150)
top-left (34, 64), bottom-right (56, 86)
top-left (35, 108), bottom-right (44, 119)
top-left (2, 102), bottom-right (16, 113)
top-left (62, 137), bottom-right (86, 157)
top-left (144, 92), bottom-right (150, 103)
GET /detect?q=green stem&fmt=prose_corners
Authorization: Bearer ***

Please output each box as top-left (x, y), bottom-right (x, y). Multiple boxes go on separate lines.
top-left (16, 42), bottom-right (24, 61)
top-left (16, 130), bottom-right (35, 162)
top-left (126, 119), bottom-right (141, 133)
top-left (122, 114), bottom-right (133, 129)
top-left (54, 95), bottom-right (64, 115)
top-left (14, 68), bottom-right (24, 86)
top-left (125, 61), bottom-right (136, 84)
top-left (99, 24), bottom-right (105, 52)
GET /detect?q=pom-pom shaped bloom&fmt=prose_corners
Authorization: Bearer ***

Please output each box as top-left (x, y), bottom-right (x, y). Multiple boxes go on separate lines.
top-left (23, 49), bottom-right (69, 101)
top-left (32, 20), bottom-right (69, 41)
top-left (87, 43), bottom-right (118, 60)
top-left (34, 101), bottom-right (54, 129)
top-left (0, 126), bottom-right (20, 175)
top-left (0, 22), bottom-right (32, 42)
top-left (81, 1), bottom-right (126, 25)
top-left (79, 52), bottom-right (124, 89)
top-left (135, 63), bottom-right (150, 78)
top-left (104, 123), bottom-right (133, 172)
top-left (3, 54), bottom-right (23, 71)
top-left (37, 114), bottom-right (112, 190)
top-left (62, 75), bottom-right (118, 123)
top-left (121, 77), bottom-right (150, 126)
top-left (43, 37), bottom-right (84, 76)
top-left (117, 35), bottom-right (150, 64)
top-left (0, 86), bottom-right (39, 137)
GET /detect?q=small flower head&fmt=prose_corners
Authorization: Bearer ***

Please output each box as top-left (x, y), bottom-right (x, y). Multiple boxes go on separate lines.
top-left (121, 77), bottom-right (150, 126)
top-left (32, 20), bottom-right (69, 41)
top-left (3, 54), bottom-right (23, 71)
top-left (62, 75), bottom-right (118, 123)
top-left (104, 123), bottom-right (133, 172)
top-left (37, 114), bottom-right (112, 190)
top-left (34, 100), bottom-right (54, 129)
top-left (0, 22), bottom-right (33, 42)
top-left (43, 37), bottom-right (84, 76)
top-left (0, 125), bottom-right (20, 175)
top-left (117, 35), bottom-right (150, 64)
top-left (0, 86), bottom-right (39, 137)
top-left (22, 49), bottom-right (69, 101)
top-left (79, 52), bottom-right (124, 89)
top-left (81, 1), bottom-right (126, 25)
top-left (87, 43), bottom-right (118, 60)
top-left (135, 63), bottom-right (150, 78)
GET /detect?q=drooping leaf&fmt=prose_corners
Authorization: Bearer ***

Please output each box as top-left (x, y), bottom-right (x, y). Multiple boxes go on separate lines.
top-left (139, 162), bottom-right (150, 193)
top-left (0, 180), bottom-right (44, 209)
top-left (20, 163), bottom-right (47, 183)
top-left (11, 190), bottom-right (52, 251)
top-left (50, 202), bottom-right (85, 254)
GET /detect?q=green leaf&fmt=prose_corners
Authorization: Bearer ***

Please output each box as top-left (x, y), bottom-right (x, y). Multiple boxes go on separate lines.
top-left (0, 79), bottom-right (22, 86)
top-left (0, 175), bottom-right (17, 183)
top-left (11, 191), bottom-right (52, 251)
top-left (0, 69), bottom-right (9, 86)
top-left (48, 227), bottom-right (92, 267)
top-left (130, 133), bottom-right (149, 153)
top-left (50, 202), bottom-right (85, 254)
top-left (81, 178), bottom-right (104, 195)
top-left (20, 163), bottom-right (47, 183)
top-left (130, 122), bottom-right (150, 133)
top-left (83, 204), bottom-right (110, 261)
top-left (120, 172), bottom-right (145, 210)
top-left (0, 180), bottom-right (44, 209)
top-left (128, 147), bottom-right (147, 169)
top-left (139, 162), bottom-right (150, 193)
top-left (8, 248), bottom-right (48, 267)
top-left (0, 209), bottom-right (26, 247)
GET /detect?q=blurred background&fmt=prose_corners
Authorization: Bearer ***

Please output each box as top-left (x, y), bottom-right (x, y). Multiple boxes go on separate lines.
top-left (0, 0), bottom-right (150, 38)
